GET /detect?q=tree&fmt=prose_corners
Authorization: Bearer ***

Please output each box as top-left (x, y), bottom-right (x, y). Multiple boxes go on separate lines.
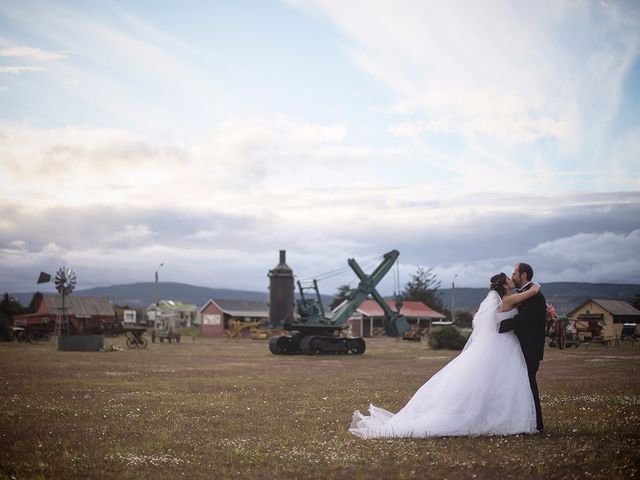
top-left (401, 267), bottom-right (445, 313)
top-left (0, 293), bottom-right (25, 341)
top-left (330, 284), bottom-right (352, 310)
top-left (27, 292), bottom-right (43, 314)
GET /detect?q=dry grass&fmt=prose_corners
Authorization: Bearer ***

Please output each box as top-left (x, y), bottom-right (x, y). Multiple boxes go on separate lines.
top-left (1, 336), bottom-right (639, 479)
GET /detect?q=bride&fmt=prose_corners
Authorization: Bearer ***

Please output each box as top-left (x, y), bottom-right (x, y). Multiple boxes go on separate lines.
top-left (349, 273), bottom-right (540, 438)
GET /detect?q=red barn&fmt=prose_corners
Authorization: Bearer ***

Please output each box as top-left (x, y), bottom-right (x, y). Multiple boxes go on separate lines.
top-left (13, 294), bottom-right (115, 334)
top-left (199, 299), bottom-right (268, 337)
top-left (348, 299), bottom-right (446, 337)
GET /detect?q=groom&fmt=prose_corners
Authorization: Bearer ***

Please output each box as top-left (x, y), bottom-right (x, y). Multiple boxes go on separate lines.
top-left (498, 262), bottom-right (546, 433)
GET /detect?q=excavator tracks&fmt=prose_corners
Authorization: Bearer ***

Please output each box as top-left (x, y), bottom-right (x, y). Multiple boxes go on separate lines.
top-left (269, 334), bottom-right (365, 355)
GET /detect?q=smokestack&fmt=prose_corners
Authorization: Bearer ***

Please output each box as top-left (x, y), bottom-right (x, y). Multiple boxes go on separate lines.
top-left (268, 249), bottom-right (294, 327)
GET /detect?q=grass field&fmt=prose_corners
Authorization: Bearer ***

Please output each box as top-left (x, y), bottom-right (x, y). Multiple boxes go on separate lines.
top-left (1, 336), bottom-right (639, 479)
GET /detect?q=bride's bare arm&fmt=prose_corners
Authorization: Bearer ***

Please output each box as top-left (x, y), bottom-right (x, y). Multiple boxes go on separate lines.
top-left (501, 283), bottom-right (540, 310)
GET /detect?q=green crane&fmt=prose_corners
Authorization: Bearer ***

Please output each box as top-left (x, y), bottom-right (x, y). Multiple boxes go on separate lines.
top-left (268, 250), bottom-right (410, 355)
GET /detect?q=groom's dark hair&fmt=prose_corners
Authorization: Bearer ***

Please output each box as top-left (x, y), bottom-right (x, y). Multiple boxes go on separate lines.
top-left (518, 263), bottom-right (534, 281)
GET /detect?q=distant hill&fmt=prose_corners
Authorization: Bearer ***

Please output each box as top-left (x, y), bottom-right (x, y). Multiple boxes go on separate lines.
top-left (9, 281), bottom-right (639, 316)
top-left (10, 282), bottom-right (332, 310)
top-left (439, 282), bottom-right (640, 315)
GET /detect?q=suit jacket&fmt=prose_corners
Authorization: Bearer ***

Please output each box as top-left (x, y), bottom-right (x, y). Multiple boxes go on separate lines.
top-left (498, 284), bottom-right (547, 362)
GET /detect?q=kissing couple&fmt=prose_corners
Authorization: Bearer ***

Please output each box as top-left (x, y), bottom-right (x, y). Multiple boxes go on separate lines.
top-left (350, 262), bottom-right (546, 438)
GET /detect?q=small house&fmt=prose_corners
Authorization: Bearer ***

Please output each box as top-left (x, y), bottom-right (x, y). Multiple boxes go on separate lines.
top-left (348, 299), bottom-right (446, 337)
top-left (567, 298), bottom-right (640, 340)
top-left (147, 300), bottom-right (200, 329)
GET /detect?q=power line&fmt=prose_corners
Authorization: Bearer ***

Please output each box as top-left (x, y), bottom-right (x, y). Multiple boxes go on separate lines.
top-left (298, 253), bottom-right (385, 283)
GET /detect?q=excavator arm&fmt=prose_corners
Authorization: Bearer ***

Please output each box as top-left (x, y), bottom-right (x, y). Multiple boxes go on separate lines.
top-left (330, 250), bottom-right (409, 337)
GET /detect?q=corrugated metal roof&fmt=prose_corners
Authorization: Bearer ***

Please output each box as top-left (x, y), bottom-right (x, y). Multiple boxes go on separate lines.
top-left (223, 310), bottom-right (269, 318)
top-left (42, 294), bottom-right (115, 317)
top-left (592, 299), bottom-right (640, 316)
top-left (355, 299), bottom-right (445, 319)
top-left (157, 300), bottom-right (197, 312)
top-left (201, 299), bottom-right (269, 317)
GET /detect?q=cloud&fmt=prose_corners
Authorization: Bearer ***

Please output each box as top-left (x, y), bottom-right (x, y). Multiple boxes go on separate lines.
top-left (388, 88), bottom-right (570, 146)
top-left (0, 46), bottom-right (67, 60)
top-left (0, 119), bottom-right (388, 211)
top-left (289, 0), bottom-right (640, 190)
top-left (0, 2), bottom-right (222, 133)
top-left (1, 187), bottom-right (638, 293)
top-left (530, 229), bottom-right (640, 279)
top-left (0, 66), bottom-right (43, 74)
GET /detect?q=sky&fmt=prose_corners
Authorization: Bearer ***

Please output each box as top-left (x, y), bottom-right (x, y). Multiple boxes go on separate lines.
top-left (1, 0), bottom-right (639, 298)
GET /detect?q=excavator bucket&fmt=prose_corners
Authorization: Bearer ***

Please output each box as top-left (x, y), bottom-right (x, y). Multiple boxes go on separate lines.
top-left (384, 314), bottom-right (410, 337)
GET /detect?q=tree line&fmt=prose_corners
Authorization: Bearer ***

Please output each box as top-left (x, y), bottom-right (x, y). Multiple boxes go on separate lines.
top-left (0, 292), bottom-right (43, 341)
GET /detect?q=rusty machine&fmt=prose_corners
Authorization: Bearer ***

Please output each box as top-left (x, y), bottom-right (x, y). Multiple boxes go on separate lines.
top-left (267, 249), bottom-right (410, 355)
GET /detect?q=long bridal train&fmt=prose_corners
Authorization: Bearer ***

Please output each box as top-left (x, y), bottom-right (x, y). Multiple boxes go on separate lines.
top-left (349, 291), bottom-right (537, 439)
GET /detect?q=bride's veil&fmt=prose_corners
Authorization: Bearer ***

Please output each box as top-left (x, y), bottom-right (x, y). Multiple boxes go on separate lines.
top-left (462, 290), bottom-right (501, 351)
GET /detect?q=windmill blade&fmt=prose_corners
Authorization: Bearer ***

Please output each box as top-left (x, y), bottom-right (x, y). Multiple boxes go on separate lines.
top-left (37, 272), bottom-right (51, 284)
top-left (54, 266), bottom-right (77, 295)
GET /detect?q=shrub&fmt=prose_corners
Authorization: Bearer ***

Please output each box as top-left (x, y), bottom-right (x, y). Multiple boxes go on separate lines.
top-left (428, 325), bottom-right (467, 350)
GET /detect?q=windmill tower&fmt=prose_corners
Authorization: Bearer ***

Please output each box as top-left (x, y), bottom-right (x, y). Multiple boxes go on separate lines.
top-left (53, 266), bottom-right (76, 336)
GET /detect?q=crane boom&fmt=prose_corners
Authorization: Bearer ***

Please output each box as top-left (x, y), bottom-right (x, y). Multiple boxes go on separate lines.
top-left (330, 250), bottom-right (406, 334)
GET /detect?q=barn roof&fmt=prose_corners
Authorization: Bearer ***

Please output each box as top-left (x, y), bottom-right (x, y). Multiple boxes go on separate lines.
top-left (354, 299), bottom-right (446, 319)
top-left (568, 298), bottom-right (640, 317)
top-left (200, 299), bottom-right (269, 317)
top-left (42, 294), bottom-right (115, 317)
top-left (591, 299), bottom-right (640, 316)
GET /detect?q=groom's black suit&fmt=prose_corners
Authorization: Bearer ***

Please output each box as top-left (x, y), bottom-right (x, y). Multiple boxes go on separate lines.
top-left (498, 283), bottom-right (546, 432)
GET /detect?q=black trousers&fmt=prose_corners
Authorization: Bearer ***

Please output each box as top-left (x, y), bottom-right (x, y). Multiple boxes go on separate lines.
top-left (525, 359), bottom-right (543, 432)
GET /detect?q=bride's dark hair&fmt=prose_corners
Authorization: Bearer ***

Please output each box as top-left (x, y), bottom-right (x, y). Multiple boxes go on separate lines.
top-left (490, 272), bottom-right (508, 297)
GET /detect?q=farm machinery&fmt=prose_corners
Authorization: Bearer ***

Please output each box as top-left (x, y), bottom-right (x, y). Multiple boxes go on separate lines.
top-left (267, 249), bottom-right (410, 355)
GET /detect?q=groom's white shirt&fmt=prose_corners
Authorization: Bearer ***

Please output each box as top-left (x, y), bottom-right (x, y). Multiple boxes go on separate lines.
top-left (518, 281), bottom-right (534, 293)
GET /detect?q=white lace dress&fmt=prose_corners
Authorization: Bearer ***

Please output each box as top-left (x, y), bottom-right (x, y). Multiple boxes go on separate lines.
top-left (349, 290), bottom-right (537, 438)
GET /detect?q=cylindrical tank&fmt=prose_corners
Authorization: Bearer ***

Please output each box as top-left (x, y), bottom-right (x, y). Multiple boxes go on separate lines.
top-left (268, 250), bottom-right (294, 327)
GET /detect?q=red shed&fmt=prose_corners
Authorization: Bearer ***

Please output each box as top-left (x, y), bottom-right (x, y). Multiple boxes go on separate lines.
top-left (348, 299), bottom-right (446, 337)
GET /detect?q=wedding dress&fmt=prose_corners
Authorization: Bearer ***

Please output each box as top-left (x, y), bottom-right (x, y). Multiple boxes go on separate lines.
top-left (349, 290), bottom-right (537, 438)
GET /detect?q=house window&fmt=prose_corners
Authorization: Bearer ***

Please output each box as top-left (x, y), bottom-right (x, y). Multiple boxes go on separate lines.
top-left (203, 314), bottom-right (221, 325)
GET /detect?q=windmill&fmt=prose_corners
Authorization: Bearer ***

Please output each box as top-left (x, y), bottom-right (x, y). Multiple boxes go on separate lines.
top-left (53, 266), bottom-right (77, 336)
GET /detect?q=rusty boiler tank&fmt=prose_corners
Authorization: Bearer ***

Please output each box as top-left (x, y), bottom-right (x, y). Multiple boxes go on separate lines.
top-left (268, 250), bottom-right (295, 328)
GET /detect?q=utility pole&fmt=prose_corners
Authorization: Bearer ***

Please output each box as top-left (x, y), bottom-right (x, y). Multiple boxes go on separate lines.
top-left (451, 274), bottom-right (458, 324)
top-left (155, 263), bottom-right (164, 324)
